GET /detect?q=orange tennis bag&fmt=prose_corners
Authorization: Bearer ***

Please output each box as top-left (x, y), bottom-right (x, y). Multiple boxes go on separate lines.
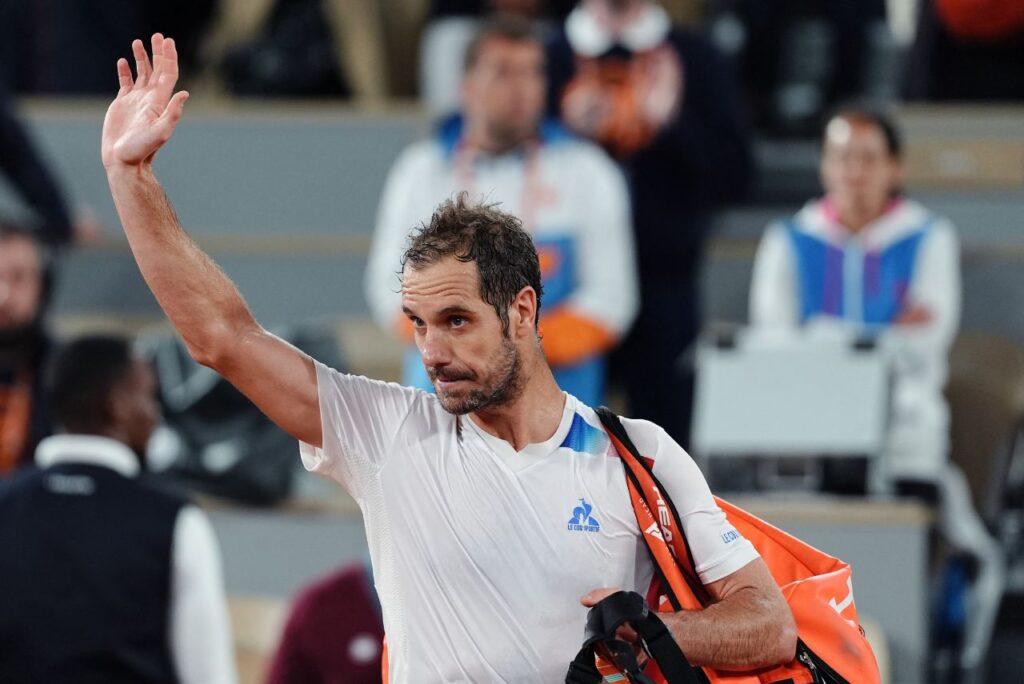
top-left (580, 408), bottom-right (881, 684)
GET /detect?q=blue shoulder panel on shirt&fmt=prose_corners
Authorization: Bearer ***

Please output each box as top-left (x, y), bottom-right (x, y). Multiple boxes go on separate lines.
top-left (560, 413), bottom-right (609, 454)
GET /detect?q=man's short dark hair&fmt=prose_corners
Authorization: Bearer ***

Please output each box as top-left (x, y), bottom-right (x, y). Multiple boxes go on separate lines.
top-left (0, 219), bottom-right (46, 260)
top-left (463, 16), bottom-right (541, 73)
top-left (50, 335), bottom-right (135, 434)
top-left (0, 219), bottom-right (35, 242)
top-left (402, 193), bottom-right (544, 334)
top-left (825, 104), bottom-right (903, 158)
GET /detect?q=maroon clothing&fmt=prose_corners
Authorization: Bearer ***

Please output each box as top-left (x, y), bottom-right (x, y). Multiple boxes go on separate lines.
top-left (267, 565), bottom-right (384, 684)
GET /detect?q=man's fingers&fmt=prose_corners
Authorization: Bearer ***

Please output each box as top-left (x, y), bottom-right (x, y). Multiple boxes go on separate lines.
top-left (150, 33), bottom-right (165, 83)
top-left (581, 588), bottom-right (620, 607)
top-left (163, 37), bottom-right (179, 81)
top-left (615, 624), bottom-right (640, 642)
top-left (116, 58), bottom-right (134, 92)
top-left (154, 37), bottom-right (180, 102)
top-left (143, 91), bottom-right (189, 163)
top-left (156, 90), bottom-right (190, 132)
top-left (132, 39), bottom-right (152, 86)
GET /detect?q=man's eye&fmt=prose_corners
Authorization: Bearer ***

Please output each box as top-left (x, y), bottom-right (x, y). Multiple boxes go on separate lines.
top-left (450, 316), bottom-right (465, 327)
top-left (411, 317), bottom-right (425, 328)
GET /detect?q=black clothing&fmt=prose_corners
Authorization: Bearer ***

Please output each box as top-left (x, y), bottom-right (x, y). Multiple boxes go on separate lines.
top-left (0, 462), bottom-right (187, 683)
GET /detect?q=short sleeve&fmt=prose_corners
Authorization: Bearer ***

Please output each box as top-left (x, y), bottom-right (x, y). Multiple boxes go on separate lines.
top-left (624, 418), bottom-right (760, 585)
top-left (299, 360), bottom-right (424, 496)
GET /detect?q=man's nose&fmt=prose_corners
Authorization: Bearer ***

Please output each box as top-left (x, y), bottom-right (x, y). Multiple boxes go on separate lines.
top-left (419, 328), bottom-right (452, 367)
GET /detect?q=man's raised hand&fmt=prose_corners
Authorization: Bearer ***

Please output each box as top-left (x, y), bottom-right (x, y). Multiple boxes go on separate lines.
top-left (102, 34), bottom-right (189, 170)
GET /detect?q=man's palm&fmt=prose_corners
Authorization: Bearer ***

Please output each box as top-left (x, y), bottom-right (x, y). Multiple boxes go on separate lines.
top-left (102, 34), bottom-right (189, 169)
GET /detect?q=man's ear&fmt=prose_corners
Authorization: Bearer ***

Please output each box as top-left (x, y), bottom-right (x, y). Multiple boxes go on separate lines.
top-left (510, 286), bottom-right (539, 338)
top-left (104, 382), bottom-right (129, 430)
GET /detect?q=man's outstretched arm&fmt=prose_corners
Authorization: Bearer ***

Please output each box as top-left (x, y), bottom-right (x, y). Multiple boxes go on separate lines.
top-left (103, 34), bottom-right (322, 447)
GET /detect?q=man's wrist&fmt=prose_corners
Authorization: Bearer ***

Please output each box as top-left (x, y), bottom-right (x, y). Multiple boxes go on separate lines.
top-left (105, 162), bottom-right (154, 184)
top-left (661, 610), bottom-right (690, 647)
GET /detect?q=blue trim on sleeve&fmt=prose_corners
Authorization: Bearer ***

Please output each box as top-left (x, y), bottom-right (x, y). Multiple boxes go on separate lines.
top-left (559, 412), bottom-right (608, 453)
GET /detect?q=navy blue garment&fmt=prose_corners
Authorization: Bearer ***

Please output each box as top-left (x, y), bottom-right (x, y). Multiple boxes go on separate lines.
top-left (546, 27), bottom-right (753, 448)
top-left (0, 462), bottom-right (186, 683)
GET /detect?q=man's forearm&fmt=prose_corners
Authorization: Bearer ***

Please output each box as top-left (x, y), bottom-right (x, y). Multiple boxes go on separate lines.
top-left (662, 586), bottom-right (796, 670)
top-left (107, 164), bottom-right (256, 366)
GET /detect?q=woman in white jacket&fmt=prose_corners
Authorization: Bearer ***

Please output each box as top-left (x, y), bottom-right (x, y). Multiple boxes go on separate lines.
top-left (750, 106), bottom-right (1001, 676)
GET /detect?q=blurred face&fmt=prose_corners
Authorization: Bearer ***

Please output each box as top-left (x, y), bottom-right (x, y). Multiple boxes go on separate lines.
top-left (820, 116), bottom-right (902, 227)
top-left (0, 235), bottom-right (43, 331)
top-left (584, 0), bottom-right (648, 27)
top-left (462, 37), bottom-right (546, 150)
top-left (109, 358), bottom-right (161, 457)
top-left (402, 257), bottom-right (525, 415)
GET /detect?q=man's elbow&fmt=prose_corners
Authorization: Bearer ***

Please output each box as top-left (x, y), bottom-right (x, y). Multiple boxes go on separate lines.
top-left (185, 318), bottom-right (257, 372)
top-left (185, 333), bottom-right (228, 371)
top-left (765, 609), bottom-right (799, 666)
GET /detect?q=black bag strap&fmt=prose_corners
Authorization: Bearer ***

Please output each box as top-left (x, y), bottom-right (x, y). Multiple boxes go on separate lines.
top-left (566, 591), bottom-right (700, 684)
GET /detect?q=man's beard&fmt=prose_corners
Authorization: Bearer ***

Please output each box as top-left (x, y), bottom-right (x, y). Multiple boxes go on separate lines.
top-left (428, 336), bottom-right (524, 415)
top-left (485, 119), bottom-right (535, 152)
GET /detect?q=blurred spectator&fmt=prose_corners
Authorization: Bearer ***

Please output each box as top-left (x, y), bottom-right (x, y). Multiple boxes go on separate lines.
top-left (0, 88), bottom-right (72, 245)
top-left (709, 0), bottom-right (893, 136)
top-left (905, 0), bottom-right (1024, 101)
top-left (0, 1), bottom-right (215, 95)
top-left (547, 0), bottom-right (752, 448)
top-left (421, 0), bottom-right (574, 116)
top-left (750, 106), bottom-right (958, 485)
top-left (749, 106), bottom-right (1003, 680)
top-left (267, 564), bottom-right (383, 684)
top-left (217, 0), bottom-right (403, 101)
top-left (0, 223), bottom-right (56, 476)
top-left (367, 18), bottom-right (637, 406)
top-left (0, 335), bottom-right (236, 683)
top-left (221, 0), bottom-right (351, 98)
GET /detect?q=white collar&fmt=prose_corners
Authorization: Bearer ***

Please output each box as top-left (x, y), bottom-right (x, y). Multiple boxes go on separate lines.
top-left (35, 435), bottom-right (141, 478)
top-left (565, 3), bottom-right (671, 57)
top-left (465, 393), bottom-right (576, 467)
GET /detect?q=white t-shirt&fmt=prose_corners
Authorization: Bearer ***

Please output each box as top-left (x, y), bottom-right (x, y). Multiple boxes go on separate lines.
top-left (300, 361), bottom-right (758, 683)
